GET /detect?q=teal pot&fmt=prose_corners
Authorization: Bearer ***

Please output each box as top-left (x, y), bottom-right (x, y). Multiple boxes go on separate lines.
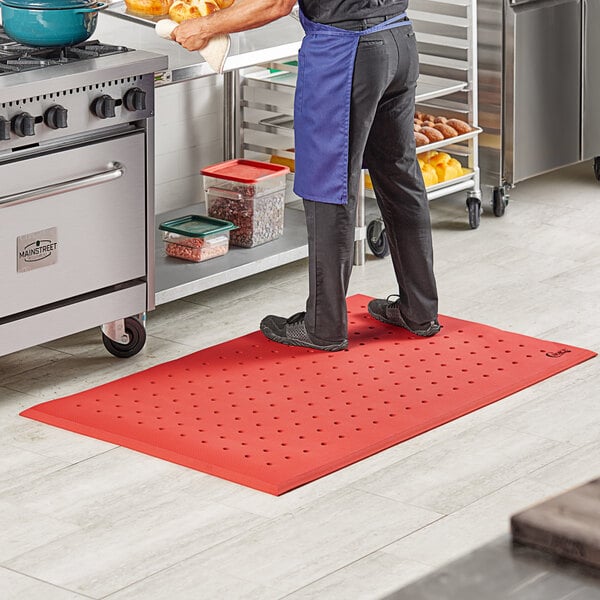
top-left (0, 1), bottom-right (107, 47)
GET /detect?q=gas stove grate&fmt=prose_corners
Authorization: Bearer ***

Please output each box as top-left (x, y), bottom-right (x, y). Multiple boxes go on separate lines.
top-left (0, 29), bottom-right (131, 75)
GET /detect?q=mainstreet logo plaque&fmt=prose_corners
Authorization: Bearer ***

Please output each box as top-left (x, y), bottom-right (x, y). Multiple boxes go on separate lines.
top-left (17, 227), bottom-right (58, 273)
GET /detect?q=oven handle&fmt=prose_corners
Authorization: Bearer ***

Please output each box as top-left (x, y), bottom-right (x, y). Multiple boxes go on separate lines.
top-left (0, 162), bottom-right (125, 209)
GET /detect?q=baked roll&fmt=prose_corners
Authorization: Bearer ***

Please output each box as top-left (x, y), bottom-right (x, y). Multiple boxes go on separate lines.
top-left (414, 131), bottom-right (430, 147)
top-left (419, 126), bottom-right (444, 143)
top-left (446, 118), bottom-right (472, 134)
top-left (433, 123), bottom-right (458, 139)
top-left (428, 151), bottom-right (451, 167)
top-left (125, 0), bottom-right (172, 16)
top-left (420, 163), bottom-right (439, 187)
top-left (169, 0), bottom-right (219, 22)
top-left (423, 164), bottom-right (439, 187)
top-left (433, 157), bottom-right (463, 182)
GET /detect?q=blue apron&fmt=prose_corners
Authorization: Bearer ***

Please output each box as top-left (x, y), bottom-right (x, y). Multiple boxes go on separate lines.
top-left (293, 5), bottom-right (412, 204)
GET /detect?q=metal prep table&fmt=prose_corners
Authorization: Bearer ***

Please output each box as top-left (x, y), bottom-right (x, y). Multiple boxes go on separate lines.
top-left (99, 5), bottom-right (307, 305)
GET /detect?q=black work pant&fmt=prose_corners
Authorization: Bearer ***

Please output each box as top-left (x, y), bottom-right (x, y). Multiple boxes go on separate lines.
top-left (303, 21), bottom-right (438, 346)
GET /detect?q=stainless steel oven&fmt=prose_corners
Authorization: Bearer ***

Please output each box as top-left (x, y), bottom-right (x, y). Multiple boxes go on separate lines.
top-left (0, 35), bottom-right (167, 358)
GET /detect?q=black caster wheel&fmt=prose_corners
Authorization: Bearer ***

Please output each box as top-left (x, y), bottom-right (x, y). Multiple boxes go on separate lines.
top-left (102, 317), bottom-right (146, 358)
top-left (492, 186), bottom-right (509, 217)
top-left (367, 218), bottom-right (390, 258)
top-left (467, 197), bottom-right (481, 229)
top-left (594, 157), bottom-right (600, 181)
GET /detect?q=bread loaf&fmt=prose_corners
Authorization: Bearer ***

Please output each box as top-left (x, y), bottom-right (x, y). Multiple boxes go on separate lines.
top-left (169, 0), bottom-right (219, 22)
top-left (125, 0), bottom-right (172, 16)
top-left (414, 131), bottom-right (429, 147)
top-left (428, 151), bottom-right (451, 167)
top-left (433, 123), bottom-right (458, 139)
top-left (434, 158), bottom-right (463, 182)
top-left (446, 118), bottom-right (472, 135)
top-left (417, 150), bottom-right (464, 185)
top-left (420, 126), bottom-right (444, 143)
top-left (421, 163), bottom-right (438, 187)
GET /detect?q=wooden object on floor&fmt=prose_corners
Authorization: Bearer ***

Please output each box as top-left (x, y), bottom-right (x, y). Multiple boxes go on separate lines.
top-left (511, 478), bottom-right (600, 569)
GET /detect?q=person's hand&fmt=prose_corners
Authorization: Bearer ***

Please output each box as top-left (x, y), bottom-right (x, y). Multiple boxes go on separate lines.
top-left (172, 19), bottom-right (211, 51)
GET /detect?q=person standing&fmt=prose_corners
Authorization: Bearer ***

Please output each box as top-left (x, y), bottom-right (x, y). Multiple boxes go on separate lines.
top-left (173, 0), bottom-right (440, 352)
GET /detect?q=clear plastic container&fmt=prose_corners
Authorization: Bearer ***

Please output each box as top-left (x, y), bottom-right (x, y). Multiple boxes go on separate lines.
top-left (201, 159), bottom-right (289, 248)
top-left (159, 215), bottom-right (236, 263)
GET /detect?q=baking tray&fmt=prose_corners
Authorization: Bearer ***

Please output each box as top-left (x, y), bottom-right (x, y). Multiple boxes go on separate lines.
top-left (426, 168), bottom-right (474, 193)
top-left (416, 126), bottom-right (482, 154)
top-left (105, 1), bottom-right (166, 26)
top-left (259, 114), bottom-right (294, 131)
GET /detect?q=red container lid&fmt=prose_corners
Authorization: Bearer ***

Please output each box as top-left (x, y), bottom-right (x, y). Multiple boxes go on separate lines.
top-left (201, 159), bottom-right (289, 184)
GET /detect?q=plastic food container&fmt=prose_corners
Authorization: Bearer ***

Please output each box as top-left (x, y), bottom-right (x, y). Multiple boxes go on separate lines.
top-left (159, 215), bottom-right (237, 263)
top-left (201, 159), bottom-right (289, 248)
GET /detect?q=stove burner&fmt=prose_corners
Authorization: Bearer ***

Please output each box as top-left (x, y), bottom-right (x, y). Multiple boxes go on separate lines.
top-left (0, 29), bottom-right (131, 75)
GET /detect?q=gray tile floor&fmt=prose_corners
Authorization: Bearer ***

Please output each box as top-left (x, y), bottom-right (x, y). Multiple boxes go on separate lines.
top-left (1, 161), bottom-right (599, 600)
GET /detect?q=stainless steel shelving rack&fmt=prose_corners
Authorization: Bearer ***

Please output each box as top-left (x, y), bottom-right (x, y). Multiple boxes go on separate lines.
top-left (411, 0), bottom-right (482, 228)
top-left (242, 0), bottom-right (482, 233)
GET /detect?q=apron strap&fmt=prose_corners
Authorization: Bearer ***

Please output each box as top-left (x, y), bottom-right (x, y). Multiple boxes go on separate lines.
top-left (299, 9), bottom-right (410, 37)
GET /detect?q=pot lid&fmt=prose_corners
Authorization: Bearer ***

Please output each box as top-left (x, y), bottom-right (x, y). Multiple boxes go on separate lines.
top-left (0, 0), bottom-right (96, 8)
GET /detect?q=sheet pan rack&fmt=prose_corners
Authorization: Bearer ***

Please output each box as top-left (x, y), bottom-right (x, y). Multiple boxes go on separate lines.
top-left (241, 0), bottom-right (482, 249)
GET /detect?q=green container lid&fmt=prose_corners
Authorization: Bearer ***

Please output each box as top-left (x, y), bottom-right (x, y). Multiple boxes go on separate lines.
top-left (159, 214), bottom-right (237, 237)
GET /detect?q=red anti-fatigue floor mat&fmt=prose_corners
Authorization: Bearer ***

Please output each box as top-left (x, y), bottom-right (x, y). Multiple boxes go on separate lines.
top-left (21, 295), bottom-right (596, 495)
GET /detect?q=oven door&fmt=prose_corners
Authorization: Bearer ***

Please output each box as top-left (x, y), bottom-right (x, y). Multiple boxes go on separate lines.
top-left (0, 131), bottom-right (147, 319)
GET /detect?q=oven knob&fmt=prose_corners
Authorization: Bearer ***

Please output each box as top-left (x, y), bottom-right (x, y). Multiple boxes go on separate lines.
top-left (0, 116), bottom-right (10, 140)
top-left (11, 112), bottom-right (35, 137)
top-left (91, 95), bottom-right (117, 119)
top-left (44, 105), bottom-right (68, 129)
top-left (123, 87), bottom-right (146, 112)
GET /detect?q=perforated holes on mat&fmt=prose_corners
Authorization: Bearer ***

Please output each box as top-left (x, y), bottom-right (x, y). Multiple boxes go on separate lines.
top-left (21, 294), bottom-right (597, 495)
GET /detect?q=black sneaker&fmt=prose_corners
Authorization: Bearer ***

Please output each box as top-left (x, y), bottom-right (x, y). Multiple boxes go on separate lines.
top-left (368, 296), bottom-right (441, 337)
top-left (260, 312), bottom-right (348, 352)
